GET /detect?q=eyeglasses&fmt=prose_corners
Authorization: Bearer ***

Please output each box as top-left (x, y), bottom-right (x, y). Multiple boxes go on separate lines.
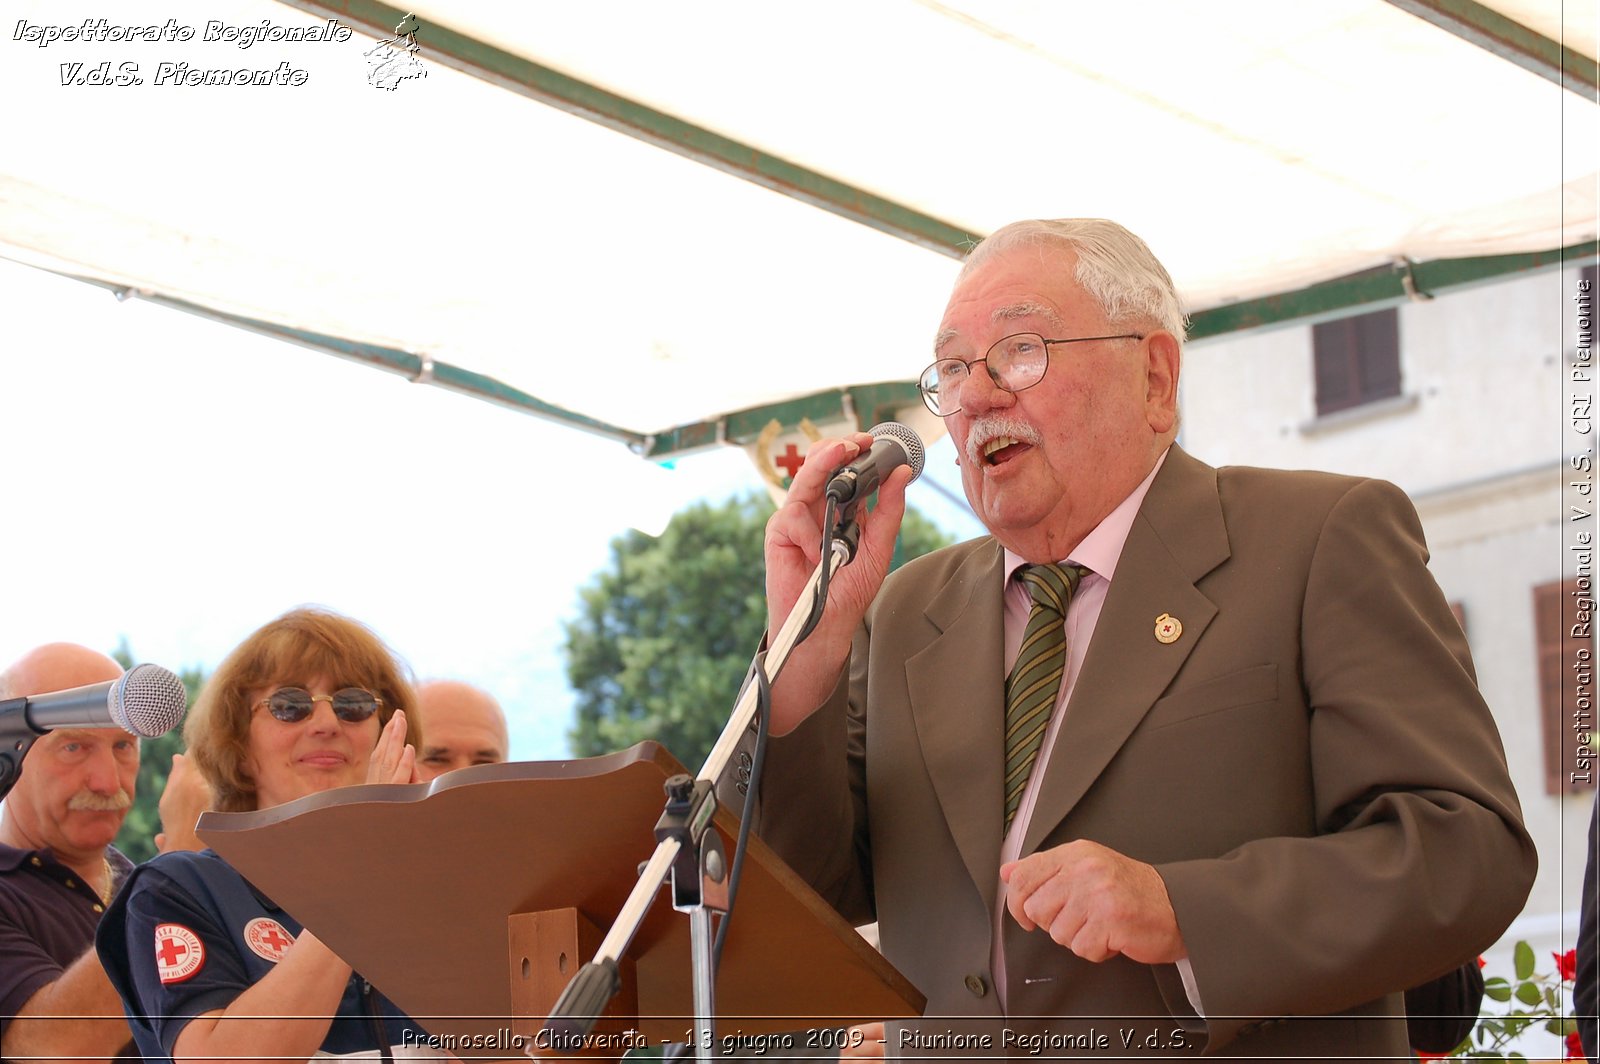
top-left (918, 331), bottom-right (1144, 416)
top-left (254, 687), bottom-right (384, 724)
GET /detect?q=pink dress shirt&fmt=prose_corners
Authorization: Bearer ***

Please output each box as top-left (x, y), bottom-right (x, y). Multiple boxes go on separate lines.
top-left (991, 450), bottom-right (1190, 1009)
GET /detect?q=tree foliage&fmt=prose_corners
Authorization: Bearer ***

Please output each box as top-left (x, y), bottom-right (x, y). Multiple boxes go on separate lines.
top-left (564, 493), bottom-right (955, 769)
top-left (110, 640), bottom-right (207, 864)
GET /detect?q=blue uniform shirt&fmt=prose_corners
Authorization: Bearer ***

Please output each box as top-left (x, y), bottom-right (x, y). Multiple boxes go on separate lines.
top-left (96, 849), bottom-right (426, 1061)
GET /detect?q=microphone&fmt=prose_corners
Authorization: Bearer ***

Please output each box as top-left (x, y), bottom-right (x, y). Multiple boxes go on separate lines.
top-left (825, 422), bottom-right (926, 506)
top-left (4, 664), bottom-right (187, 739)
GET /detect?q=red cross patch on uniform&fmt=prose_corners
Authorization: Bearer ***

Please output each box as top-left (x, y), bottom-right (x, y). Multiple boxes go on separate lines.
top-left (154, 923), bottom-right (205, 984)
top-left (243, 917), bottom-right (296, 963)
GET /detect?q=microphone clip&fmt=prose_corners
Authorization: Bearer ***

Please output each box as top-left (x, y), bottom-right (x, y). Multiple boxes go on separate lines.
top-left (830, 509), bottom-right (863, 563)
top-left (0, 697), bottom-right (40, 802)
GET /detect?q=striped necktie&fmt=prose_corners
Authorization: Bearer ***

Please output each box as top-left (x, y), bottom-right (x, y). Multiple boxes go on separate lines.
top-left (1004, 563), bottom-right (1087, 831)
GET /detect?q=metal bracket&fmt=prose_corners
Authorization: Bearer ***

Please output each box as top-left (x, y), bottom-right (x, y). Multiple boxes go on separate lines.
top-left (0, 697), bottom-right (40, 802)
top-left (1397, 258), bottom-right (1434, 302)
top-left (409, 355), bottom-right (436, 384)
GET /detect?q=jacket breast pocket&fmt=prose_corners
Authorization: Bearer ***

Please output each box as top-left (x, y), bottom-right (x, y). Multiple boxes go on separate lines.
top-left (1141, 662), bottom-right (1279, 733)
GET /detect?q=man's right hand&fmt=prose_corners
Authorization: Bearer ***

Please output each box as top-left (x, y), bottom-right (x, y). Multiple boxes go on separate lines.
top-left (764, 433), bottom-right (912, 735)
top-left (840, 1022), bottom-right (886, 1059)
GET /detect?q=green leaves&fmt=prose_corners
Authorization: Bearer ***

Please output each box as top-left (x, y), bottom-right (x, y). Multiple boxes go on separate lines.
top-left (1444, 942), bottom-right (1576, 1060)
top-left (563, 492), bottom-right (954, 767)
top-left (1513, 940), bottom-right (1535, 981)
top-left (110, 640), bottom-right (207, 863)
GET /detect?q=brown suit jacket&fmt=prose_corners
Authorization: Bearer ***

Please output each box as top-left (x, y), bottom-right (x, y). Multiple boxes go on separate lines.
top-left (731, 446), bottom-right (1535, 1058)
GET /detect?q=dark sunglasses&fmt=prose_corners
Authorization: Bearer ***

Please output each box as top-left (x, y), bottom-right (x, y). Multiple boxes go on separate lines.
top-left (254, 687), bottom-right (384, 724)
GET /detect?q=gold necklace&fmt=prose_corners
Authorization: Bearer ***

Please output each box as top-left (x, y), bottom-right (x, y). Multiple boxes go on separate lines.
top-left (98, 856), bottom-right (115, 905)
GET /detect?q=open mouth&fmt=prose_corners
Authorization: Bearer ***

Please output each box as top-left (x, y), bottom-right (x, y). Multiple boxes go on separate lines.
top-left (967, 416), bottom-right (1041, 469)
top-left (981, 436), bottom-right (1031, 466)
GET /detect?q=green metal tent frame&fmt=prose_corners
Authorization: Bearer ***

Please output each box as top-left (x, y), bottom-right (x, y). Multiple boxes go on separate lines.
top-left (121, 0), bottom-right (1596, 458)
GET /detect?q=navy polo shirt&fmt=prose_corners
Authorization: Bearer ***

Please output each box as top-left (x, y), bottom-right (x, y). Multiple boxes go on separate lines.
top-left (0, 841), bottom-right (132, 1040)
top-left (97, 849), bottom-right (424, 1062)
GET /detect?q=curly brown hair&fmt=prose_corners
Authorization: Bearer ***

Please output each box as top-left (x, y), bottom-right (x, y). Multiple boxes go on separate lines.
top-left (184, 607), bottom-right (420, 813)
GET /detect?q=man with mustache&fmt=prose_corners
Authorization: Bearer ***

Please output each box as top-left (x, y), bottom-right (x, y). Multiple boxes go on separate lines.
top-left (0, 643), bottom-right (138, 1062)
top-left (729, 219), bottom-right (1534, 1057)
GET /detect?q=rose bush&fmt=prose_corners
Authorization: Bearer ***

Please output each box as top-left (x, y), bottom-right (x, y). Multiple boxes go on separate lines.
top-left (1418, 944), bottom-right (1580, 1061)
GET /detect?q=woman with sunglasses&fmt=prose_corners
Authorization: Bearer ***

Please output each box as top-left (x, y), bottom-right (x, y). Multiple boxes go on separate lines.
top-left (97, 607), bottom-right (438, 1063)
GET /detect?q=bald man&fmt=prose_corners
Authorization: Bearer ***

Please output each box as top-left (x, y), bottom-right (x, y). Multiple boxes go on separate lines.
top-left (0, 644), bottom-right (137, 1063)
top-left (413, 680), bottom-right (510, 781)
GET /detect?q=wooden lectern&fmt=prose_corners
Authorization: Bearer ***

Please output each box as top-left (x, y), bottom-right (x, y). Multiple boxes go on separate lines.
top-left (198, 742), bottom-right (922, 1056)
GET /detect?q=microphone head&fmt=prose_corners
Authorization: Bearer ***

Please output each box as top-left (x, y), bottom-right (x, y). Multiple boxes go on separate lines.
top-left (868, 422), bottom-right (926, 484)
top-left (110, 664), bottom-right (187, 738)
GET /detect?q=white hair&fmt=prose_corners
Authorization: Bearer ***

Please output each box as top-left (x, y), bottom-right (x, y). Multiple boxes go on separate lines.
top-left (960, 219), bottom-right (1188, 341)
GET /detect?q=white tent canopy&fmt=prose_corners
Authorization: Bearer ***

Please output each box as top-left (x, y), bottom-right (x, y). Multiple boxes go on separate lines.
top-left (3, 0), bottom-right (1595, 455)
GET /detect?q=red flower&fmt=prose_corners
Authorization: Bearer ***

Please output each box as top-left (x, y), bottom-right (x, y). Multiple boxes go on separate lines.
top-left (1555, 948), bottom-right (1578, 982)
top-left (1476, 955), bottom-right (1487, 969)
top-left (1567, 1027), bottom-right (1584, 1059)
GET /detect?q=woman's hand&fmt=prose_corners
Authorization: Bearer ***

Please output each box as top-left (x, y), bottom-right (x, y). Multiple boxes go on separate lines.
top-left (366, 709), bottom-right (418, 785)
top-left (155, 752), bottom-right (214, 853)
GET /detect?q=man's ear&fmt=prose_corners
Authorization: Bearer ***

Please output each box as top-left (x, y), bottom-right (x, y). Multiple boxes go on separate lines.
top-left (1143, 331), bottom-right (1181, 435)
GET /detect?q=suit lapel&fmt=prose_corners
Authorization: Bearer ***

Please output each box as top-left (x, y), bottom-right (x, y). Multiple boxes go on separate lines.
top-left (1022, 447), bottom-right (1232, 856)
top-left (905, 539), bottom-right (1007, 912)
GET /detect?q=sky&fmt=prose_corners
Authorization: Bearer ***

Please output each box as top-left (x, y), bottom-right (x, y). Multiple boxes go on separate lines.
top-left (0, 0), bottom-right (994, 764)
top-left (0, 256), bottom-right (983, 760)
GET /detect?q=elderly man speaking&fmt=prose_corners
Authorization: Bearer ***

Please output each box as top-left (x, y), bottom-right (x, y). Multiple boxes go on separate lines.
top-left (726, 219), bottom-right (1535, 1058)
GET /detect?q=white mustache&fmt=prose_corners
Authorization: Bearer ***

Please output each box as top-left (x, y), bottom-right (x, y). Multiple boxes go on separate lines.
top-left (68, 789), bottom-right (132, 812)
top-left (965, 415), bottom-right (1042, 467)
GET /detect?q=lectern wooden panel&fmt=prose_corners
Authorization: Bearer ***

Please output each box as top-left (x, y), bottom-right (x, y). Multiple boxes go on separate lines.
top-left (198, 743), bottom-right (922, 1052)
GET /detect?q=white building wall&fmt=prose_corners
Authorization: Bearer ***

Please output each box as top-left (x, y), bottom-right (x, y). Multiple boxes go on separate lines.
top-left (1178, 263), bottom-right (1591, 1007)
top-left (1181, 270), bottom-right (1566, 490)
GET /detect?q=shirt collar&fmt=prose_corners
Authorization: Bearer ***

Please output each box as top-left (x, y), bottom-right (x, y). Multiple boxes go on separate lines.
top-left (0, 841), bottom-right (31, 873)
top-left (1003, 447), bottom-right (1170, 583)
top-left (0, 841), bottom-right (132, 874)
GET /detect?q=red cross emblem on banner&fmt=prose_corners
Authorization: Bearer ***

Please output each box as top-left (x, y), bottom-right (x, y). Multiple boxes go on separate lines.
top-left (154, 923), bottom-right (205, 984)
top-left (774, 444), bottom-right (805, 480)
top-left (753, 417), bottom-right (826, 495)
top-left (244, 917), bottom-right (296, 963)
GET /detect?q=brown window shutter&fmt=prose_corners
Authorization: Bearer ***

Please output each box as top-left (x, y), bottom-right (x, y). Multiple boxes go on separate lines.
top-left (1534, 579), bottom-right (1596, 794)
top-left (1312, 308), bottom-right (1402, 416)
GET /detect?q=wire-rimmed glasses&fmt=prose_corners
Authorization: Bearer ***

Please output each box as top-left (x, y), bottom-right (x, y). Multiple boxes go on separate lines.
top-left (918, 331), bottom-right (1144, 416)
